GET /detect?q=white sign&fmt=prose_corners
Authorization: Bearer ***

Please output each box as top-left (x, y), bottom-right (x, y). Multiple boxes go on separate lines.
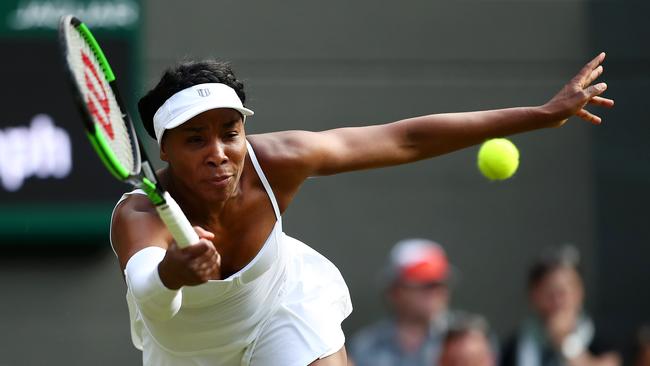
top-left (9, 0), bottom-right (139, 30)
top-left (0, 114), bottom-right (72, 192)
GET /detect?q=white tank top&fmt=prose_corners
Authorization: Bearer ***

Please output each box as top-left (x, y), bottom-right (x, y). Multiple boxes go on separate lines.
top-left (111, 140), bottom-right (352, 365)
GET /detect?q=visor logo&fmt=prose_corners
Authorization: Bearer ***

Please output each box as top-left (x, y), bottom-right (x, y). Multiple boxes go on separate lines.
top-left (197, 88), bottom-right (211, 97)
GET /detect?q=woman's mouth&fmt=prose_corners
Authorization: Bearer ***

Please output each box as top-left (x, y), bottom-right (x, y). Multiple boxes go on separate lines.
top-left (206, 175), bottom-right (232, 188)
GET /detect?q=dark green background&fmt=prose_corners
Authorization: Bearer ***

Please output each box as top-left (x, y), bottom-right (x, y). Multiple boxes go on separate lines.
top-left (0, 0), bottom-right (142, 239)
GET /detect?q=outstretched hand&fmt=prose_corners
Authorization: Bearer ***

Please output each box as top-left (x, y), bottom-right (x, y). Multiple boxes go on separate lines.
top-left (544, 52), bottom-right (614, 128)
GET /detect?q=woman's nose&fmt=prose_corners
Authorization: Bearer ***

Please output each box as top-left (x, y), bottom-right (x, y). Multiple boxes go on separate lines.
top-left (205, 140), bottom-right (228, 166)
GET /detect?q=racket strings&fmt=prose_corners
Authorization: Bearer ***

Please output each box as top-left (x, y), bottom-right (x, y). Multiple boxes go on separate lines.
top-left (64, 22), bottom-right (136, 174)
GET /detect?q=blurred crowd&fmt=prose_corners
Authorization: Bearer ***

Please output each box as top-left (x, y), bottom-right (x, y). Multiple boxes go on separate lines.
top-left (348, 240), bottom-right (647, 366)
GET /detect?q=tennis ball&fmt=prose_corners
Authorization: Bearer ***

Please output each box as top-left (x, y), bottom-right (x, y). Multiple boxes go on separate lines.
top-left (477, 138), bottom-right (519, 180)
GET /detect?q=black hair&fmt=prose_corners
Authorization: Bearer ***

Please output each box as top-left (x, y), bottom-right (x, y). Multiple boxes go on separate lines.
top-left (528, 245), bottom-right (582, 289)
top-left (137, 60), bottom-right (246, 140)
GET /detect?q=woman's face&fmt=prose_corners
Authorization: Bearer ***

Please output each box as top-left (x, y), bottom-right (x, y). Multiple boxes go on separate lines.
top-left (530, 266), bottom-right (584, 320)
top-left (160, 108), bottom-right (247, 203)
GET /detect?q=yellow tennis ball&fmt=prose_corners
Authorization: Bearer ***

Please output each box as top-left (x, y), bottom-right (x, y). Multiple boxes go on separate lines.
top-left (477, 138), bottom-right (519, 180)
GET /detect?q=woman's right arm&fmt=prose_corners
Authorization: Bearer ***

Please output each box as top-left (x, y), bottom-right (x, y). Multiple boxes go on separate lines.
top-left (111, 195), bottom-right (171, 272)
top-left (111, 195), bottom-right (220, 320)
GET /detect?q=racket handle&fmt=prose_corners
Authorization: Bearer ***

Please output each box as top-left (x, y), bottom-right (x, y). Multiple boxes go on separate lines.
top-left (156, 192), bottom-right (199, 248)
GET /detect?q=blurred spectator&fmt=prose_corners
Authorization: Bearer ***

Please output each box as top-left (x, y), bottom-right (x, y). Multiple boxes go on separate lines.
top-left (501, 245), bottom-right (621, 366)
top-left (635, 325), bottom-right (650, 366)
top-left (439, 313), bottom-right (496, 366)
top-left (349, 238), bottom-right (455, 366)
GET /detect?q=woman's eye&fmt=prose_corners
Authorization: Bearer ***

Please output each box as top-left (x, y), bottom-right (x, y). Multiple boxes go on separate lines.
top-left (187, 136), bottom-right (204, 144)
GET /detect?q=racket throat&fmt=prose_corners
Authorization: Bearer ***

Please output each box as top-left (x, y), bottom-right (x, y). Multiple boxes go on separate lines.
top-left (139, 177), bottom-right (165, 206)
top-left (141, 160), bottom-right (158, 184)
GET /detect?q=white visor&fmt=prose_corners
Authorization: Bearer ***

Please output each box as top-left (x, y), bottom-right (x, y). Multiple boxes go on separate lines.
top-left (153, 83), bottom-right (254, 144)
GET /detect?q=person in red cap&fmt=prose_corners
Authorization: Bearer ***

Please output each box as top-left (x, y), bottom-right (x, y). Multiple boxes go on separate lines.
top-left (349, 239), bottom-right (456, 366)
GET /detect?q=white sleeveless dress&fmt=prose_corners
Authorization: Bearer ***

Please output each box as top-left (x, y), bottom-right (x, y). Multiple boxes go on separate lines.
top-left (110, 141), bottom-right (352, 366)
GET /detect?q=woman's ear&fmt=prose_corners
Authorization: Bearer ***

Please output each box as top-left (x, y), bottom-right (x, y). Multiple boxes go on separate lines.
top-left (160, 139), bottom-right (169, 162)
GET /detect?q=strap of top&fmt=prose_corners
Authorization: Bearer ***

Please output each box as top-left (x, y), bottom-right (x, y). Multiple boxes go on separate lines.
top-left (246, 140), bottom-right (281, 221)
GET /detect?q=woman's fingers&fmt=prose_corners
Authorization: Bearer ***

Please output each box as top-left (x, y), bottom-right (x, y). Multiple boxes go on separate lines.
top-left (583, 65), bottom-right (603, 87)
top-left (183, 240), bottom-right (211, 258)
top-left (589, 96), bottom-right (615, 108)
top-left (187, 240), bottom-right (221, 281)
top-left (576, 108), bottom-right (602, 125)
top-left (575, 52), bottom-right (606, 86)
top-left (584, 82), bottom-right (608, 98)
top-left (545, 53), bottom-right (612, 126)
top-left (193, 226), bottom-right (215, 240)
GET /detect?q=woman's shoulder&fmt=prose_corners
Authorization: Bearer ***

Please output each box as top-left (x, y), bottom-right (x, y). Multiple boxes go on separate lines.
top-left (115, 191), bottom-right (157, 216)
top-left (112, 193), bottom-right (165, 244)
top-left (111, 192), bottom-right (171, 269)
top-left (245, 133), bottom-right (314, 212)
top-left (247, 131), bottom-right (321, 165)
top-left (246, 131), bottom-right (324, 174)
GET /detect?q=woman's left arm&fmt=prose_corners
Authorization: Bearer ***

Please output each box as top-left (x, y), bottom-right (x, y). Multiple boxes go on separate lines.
top-left (251, 53), bottom-right (613, 190)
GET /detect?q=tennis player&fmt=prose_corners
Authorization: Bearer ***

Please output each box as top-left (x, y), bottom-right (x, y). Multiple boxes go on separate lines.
top-left (110, 53), bottom-right (613, 366)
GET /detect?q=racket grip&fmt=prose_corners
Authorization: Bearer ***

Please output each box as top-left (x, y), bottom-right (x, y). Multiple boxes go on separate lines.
top-left (156, 192), bottom-right (199, 248)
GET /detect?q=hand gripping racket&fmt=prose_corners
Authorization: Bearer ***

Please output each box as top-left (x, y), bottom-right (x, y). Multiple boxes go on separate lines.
top-left (59, 15), bottom-right (198, 247)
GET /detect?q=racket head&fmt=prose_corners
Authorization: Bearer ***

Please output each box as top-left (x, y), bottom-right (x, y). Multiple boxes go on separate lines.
top-left (58, 15), bottom-right (141, 182)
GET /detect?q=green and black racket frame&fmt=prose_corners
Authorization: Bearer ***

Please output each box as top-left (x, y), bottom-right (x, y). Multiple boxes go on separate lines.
top-left (59, 15), bottom-right (198, 247)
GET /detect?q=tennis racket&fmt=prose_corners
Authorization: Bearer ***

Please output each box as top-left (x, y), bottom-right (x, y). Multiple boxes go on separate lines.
top-left (58, 15), bottom-right (198, 247)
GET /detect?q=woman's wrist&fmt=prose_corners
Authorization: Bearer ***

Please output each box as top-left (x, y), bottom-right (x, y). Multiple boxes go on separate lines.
top-left (158, 257), bottom-right (183, 290)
